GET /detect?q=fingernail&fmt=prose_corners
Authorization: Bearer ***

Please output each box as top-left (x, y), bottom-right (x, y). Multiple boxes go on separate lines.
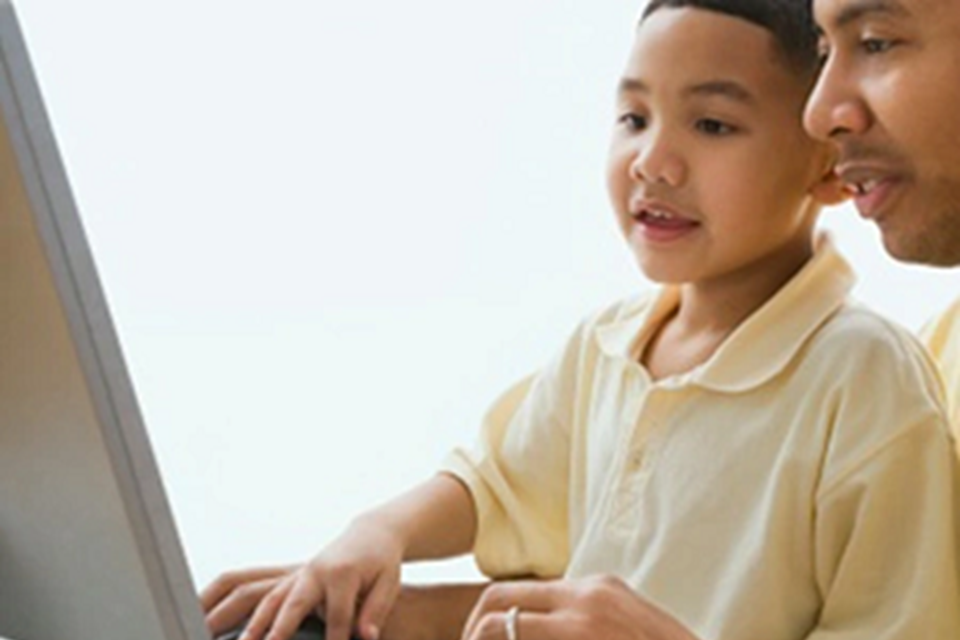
top-left (368, 625), bottom-right (380, 640)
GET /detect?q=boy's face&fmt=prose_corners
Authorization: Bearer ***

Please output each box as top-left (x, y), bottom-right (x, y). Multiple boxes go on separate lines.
top-left (608, 8), bottom-right (831, 286)
top-left (804, 0), bottom-right (960, 266)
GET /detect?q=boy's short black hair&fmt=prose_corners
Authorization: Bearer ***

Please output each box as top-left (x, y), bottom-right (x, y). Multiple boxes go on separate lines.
top-left (641, 0), bottom-right (820, 76)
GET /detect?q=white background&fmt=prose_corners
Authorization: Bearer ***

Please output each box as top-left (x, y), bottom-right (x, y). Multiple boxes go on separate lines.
top-left (14, 0), bottom-right (958, 588)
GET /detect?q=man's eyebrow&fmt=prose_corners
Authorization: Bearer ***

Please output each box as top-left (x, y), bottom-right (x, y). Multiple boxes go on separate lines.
top-left (684, 80), bottom-right (755, 105)
top-left (830, 0), bottom-right (910, 30)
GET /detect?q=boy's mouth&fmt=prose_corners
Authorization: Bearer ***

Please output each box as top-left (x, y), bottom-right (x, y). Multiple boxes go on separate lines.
top-left (630, 199), bottom-right (701, 243)
top-left (635, 208), bottom-right (699, 229)
top-left (631, 199), bottom-right (700, 228)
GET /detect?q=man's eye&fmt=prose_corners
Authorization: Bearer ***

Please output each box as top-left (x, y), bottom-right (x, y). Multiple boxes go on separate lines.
top-left (861, 37), bottom-right (895, 54)
top-left (816, 44), bottom-right (832, 67)
top-left (619, 114), bottom-right (647, 131)
top-left (696, 119), bottom-right (736, 136)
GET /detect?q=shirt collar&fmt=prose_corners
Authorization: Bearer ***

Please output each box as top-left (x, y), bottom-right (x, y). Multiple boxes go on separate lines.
top-left (594, 235), bottom-right (857, 393)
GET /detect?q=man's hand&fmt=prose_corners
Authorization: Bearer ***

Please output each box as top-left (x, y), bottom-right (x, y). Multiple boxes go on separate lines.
top-left (460, 576), bottom-right (700, 640)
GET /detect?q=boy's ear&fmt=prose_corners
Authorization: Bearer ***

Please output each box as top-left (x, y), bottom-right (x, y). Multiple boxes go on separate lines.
top-left (809, 168), bottom-right (850, 206)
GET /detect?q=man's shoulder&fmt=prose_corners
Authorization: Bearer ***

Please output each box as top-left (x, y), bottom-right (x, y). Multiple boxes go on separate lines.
top-left (917, 296), bottom-right (960, 432)
top-left (919, 296), bottom-right (960, 357)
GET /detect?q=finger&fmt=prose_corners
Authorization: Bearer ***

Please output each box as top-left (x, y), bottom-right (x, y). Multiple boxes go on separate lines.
top-left (465, 609), bottom-right (557, 640)
top-left (355, 571), bottom-right (400, 640)
top-left (462, 580), bottom-right (568, 639)
top-left (481, 580), bottom-right (569, 614)
top-left (205, 578), bottom-right (283, 637)
top-left (238, 579), bottom-right (295, 640)
top-left (201, 567), bottom-right (296, 612)
top-left (323, 576), bottom-right (363, 640)
top-left (262, 577), bottom-right (327, 640)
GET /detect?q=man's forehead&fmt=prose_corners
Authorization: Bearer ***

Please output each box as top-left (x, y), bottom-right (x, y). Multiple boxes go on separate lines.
top-left (814, 0), bottom-right (948, 29)
top-left (814, 0), bottom-right (906, 28)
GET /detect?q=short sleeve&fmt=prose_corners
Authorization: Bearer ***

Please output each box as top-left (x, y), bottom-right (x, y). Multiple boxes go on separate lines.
top-left (441, 319), bottom-right (592, 579)
top-left (808, 418), bottom-right (960, 639)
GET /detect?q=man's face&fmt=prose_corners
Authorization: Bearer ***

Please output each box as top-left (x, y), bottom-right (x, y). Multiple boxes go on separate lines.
top-left (804, 0), bottom-right (960, 266)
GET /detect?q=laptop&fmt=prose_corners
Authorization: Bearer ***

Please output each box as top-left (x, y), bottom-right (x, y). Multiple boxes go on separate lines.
top-left (0, 2), bottom-right (213, 638)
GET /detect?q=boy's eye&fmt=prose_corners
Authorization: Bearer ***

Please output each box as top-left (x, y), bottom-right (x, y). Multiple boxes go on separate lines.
top-left (618, 113), bottom-right (647, 131)
top-left (696, 119), bottom-right (736, 136)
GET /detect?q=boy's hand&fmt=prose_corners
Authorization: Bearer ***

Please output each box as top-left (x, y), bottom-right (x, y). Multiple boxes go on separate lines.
top-left (234, 524), bottom-right (405, 640)
top-left (460, 576), bottom-right (700, 640)
top-left (202, 565), bottom-right (299, 636)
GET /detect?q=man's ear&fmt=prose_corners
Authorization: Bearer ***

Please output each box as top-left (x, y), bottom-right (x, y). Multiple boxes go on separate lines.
top-left (810, 168), bottom-right (850, 206)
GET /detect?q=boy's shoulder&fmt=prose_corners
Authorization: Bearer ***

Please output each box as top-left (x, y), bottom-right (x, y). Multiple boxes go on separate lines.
top-left (807, 302), bottom-right (954, 499)
top-left (802, 300), bottom-right (947, 426)
top-left (811, 300), bottom-right (936, 371)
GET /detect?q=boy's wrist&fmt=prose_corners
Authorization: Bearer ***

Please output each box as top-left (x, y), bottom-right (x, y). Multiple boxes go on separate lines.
top-left (349, 510), bottom-right (412, 558)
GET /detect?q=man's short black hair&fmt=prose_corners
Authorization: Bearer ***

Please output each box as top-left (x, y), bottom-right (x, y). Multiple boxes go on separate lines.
top-left (641, 0), bottom-right (820, 76)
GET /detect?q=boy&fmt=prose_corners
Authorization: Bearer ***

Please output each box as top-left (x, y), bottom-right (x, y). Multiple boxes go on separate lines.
top-left (204, 2), bottom-right (960, 639)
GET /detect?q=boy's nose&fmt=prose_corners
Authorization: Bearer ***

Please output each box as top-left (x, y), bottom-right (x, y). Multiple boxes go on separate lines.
top-left (803, 59), bottom-right (872, 142)
top-left (630, 134), bottom-right (686, 187)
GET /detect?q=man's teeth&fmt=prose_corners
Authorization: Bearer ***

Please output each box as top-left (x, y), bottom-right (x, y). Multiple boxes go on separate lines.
top-left (856, 179), bottom-right (880, 195)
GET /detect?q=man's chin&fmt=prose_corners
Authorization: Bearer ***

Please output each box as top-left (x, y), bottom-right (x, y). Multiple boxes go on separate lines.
top-left (880, 229), bottom-right (960, 268)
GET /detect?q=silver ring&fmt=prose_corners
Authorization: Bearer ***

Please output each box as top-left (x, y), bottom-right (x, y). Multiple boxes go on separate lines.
top-left (505, 605), bottom-right (520, 640)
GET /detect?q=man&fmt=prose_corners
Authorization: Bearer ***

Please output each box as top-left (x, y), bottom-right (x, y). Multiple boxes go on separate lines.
top-left (804, 0), bottom-right (960, 429)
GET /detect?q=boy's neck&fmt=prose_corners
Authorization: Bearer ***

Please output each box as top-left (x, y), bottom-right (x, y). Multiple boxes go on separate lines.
top-left (641, 236), bottom-right (815, 381)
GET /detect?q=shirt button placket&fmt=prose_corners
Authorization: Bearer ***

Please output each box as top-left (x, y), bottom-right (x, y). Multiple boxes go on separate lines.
top-left (612, 387), bottom-right (671, 529)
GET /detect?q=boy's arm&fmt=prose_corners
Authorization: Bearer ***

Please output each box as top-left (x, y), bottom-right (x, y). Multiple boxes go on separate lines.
top-left (361, 472), bottom-right (478, 562)
top-left (806, 418), bottom-right (960, 639)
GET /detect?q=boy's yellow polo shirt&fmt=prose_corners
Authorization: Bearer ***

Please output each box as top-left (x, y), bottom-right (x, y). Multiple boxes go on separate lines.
top-left (443, 239), bottom-right (960, 640)
top-left (921, 296), bottom-right (960, 435)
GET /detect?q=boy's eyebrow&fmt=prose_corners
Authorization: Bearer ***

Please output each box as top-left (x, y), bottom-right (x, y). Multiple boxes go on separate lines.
top-left (683, 80), bottom-right (755, 105)
top-left (617, 77), bottom-right (648, 95)
top-left (616, 78), bottom-right (755, 105)
top-left (829, 0), bottom-right (910, 30)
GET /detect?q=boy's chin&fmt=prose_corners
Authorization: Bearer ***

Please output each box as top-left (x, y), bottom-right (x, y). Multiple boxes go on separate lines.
top-left (632, 255), bottom-right (692, 285)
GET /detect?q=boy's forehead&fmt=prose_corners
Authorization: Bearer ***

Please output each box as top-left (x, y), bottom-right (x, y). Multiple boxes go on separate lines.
top-left (627, 8), bottom-right (791, 91)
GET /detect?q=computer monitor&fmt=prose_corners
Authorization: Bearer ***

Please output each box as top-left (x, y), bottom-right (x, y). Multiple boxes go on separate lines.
top-left (0, 2), bottom-right (209, 638)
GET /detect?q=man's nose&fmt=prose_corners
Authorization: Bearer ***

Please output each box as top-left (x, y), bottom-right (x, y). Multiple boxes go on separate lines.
top-left (804, 57), bottom-right (872, 142)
